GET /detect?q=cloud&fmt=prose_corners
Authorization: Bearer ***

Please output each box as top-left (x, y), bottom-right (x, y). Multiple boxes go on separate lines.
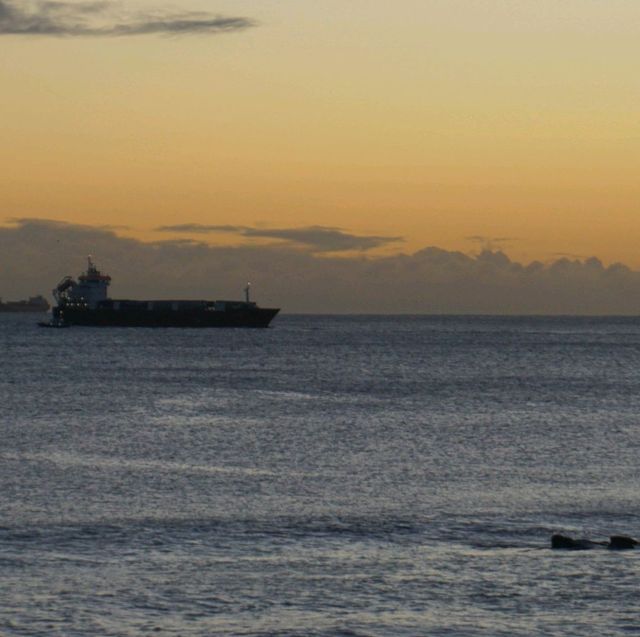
top-left (5, 216), bottom-right (130, 232)
top-left (3, 218), bottom-right (640, 314)
top-left (242, 226), bottom-right (403, 253)
top-left (155, 223), bottom-right (403, 253)
top-left (0, 1), bottom-right (255, 37)
top-left (156, 224), bottom-right (243, 234)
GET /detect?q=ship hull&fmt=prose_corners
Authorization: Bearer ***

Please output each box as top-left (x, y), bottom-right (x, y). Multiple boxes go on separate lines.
top-left (55, 305), bottom-right (279, 328)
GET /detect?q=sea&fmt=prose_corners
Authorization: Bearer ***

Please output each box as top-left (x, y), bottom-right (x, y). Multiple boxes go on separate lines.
top-left (1, 313), bottom-right (639, 636)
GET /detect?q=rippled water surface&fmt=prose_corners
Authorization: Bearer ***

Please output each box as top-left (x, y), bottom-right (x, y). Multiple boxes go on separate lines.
top-left (2, 313), bottom-right (640, 636)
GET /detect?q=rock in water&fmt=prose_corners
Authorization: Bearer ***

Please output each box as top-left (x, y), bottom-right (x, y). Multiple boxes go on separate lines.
top-left (608, 535), bottom-right (639, 550)
top-left (550, 534), bottom-right (603, 550)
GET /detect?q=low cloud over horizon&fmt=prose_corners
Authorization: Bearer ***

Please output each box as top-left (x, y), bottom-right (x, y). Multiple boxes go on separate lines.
top-left (0, 1), bottom-right (255, 37)
top-left (2, 218), bottom-right (640, 315)
top-left (155, 223), bottom-right (403, 253)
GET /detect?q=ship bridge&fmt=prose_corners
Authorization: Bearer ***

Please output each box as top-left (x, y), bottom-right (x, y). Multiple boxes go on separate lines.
top-left (54, 257), bottom-right (111, 309)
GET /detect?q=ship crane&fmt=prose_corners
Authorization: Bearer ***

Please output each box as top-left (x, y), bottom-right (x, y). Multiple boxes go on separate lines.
top-left (53, 276), bottom-right (76, 304)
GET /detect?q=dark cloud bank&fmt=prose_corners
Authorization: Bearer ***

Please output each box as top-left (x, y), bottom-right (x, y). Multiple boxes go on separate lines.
top-left (0, 1), bottom-right (254, 37)
top-left (2, 218), bottom-right (640, 314)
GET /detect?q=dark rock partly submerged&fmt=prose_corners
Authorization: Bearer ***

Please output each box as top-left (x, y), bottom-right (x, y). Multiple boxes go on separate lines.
top-left (608, 535), bottom-right (639, 550)
top-left (551, 534), bottom-right (605, 550)
top-left (551, 534), bottom-right (638, 550)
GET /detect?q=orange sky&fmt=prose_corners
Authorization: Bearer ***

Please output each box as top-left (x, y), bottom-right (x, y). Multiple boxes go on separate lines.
top-left (1, 0), bottom-right (639, 265)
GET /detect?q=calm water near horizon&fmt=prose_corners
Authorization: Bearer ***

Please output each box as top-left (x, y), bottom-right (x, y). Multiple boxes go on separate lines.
top-left (2, 313), bottom-right (640, 636)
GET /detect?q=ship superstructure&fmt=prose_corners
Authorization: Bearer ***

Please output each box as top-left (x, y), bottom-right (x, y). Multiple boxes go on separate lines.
top-left (47, 258), bottom-right (279, 328)
top-left (54, 257), bottom-right (111, 309)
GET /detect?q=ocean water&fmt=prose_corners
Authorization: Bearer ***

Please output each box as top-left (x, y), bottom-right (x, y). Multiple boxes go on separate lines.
top-left (1, 313), bottom-right (640, 636)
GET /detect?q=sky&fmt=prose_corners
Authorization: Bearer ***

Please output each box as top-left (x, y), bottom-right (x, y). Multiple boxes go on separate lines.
top-left (1, 1), bottom-right (639, 310)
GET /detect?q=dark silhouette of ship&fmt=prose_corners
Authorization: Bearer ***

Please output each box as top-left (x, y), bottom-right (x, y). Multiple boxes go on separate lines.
top-left (44, 258), bottom-right (279, 328)
top-left (0, 295), bottom-right (50, 312)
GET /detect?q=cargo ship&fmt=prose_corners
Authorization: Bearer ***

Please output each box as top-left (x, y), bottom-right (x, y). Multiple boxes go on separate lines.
top-left (43, 258), bottom-right (279, 328)
top-left (0, 295), bottom-right (50, 312)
